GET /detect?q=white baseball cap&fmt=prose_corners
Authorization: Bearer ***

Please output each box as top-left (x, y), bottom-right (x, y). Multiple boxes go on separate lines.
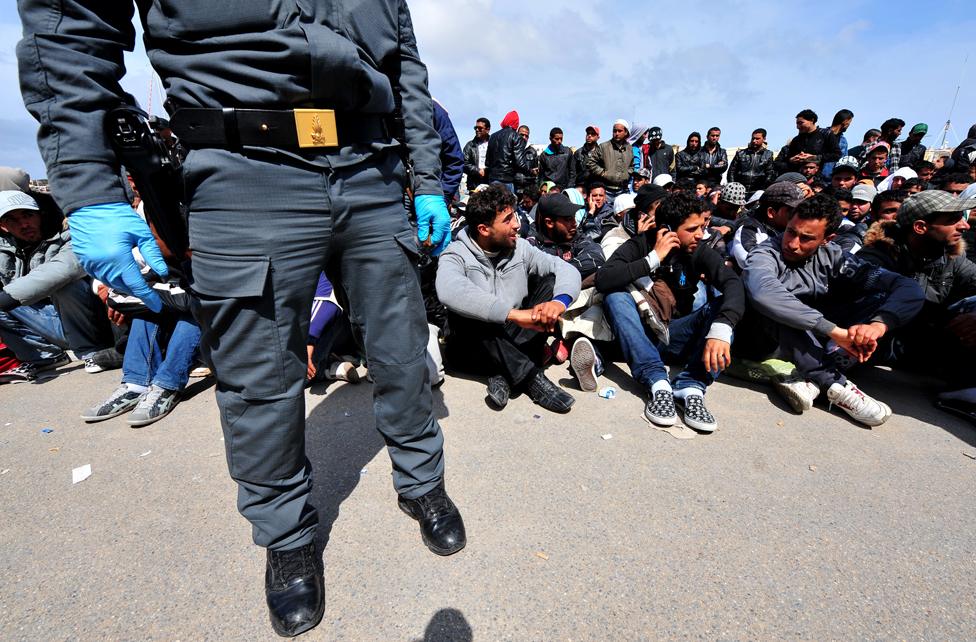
top-left (652, 173), bottom-right (674, 187)
top-left (0, 190), bottom-right (39, 218)
top-left (613, 193), bottom-right (636, 216)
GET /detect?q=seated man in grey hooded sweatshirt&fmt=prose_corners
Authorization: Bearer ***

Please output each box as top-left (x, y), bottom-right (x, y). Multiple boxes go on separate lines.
top-left (436, 186), bottom-right (581, 413)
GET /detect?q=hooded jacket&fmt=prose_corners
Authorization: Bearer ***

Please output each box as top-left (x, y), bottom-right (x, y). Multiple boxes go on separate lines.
top-left (435, 227), bottom-right (581, 324)
top-left (950, 124), bottom-right (976, 167)
top-left (743, 237), bottom-right (925, 336)
top-left (485, 111), bottom-right (529, 184)
top-left (858, 220), bottom-right (976, 311)
top-left (0, 204), bottom-right (85, 306)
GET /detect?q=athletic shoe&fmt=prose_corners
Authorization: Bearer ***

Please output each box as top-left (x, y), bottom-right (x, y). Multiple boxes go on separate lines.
top-left (827, 381), bottom-right (892, 427)
top-left (128, 385), bottom-right (180, 427)
top-left (725, 357), bottom-right (795, 383)
top-left (84, 357), bottom-right (105, 373)
top-left (486, 375), bottom-right (510, 409)
top-left (772, 374), bottom-right (821, 413)
top-left (570, 337), bottom-right (599, 392)
top-left (644, 389), bottom-right (677, 426)
top-left (0, 353), bottom-right (69, 384)
top-left (676, 392), bottom-right (717, 433)
top-left (188, 365), bottom-right (212, 378)
top-left (80, 385), bottom-right (143, 422)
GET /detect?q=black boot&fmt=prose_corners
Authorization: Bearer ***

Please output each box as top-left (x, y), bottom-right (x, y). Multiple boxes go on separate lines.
top-left (525, 370), bottom-right (575, 413)
top-left (398, 483), bottom-right (467, 556)
top-left (265, 543), bottom-right (325, 637)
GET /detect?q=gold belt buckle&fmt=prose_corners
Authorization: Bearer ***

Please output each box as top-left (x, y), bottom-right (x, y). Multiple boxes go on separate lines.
top-left (293, 109), bottom-right (338, 148)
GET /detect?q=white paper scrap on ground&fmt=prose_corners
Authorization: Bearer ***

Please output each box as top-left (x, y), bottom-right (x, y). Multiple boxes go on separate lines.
top-left (140, 450), bottom-right (152, 457)
top-left (601, 433), bottom-right (613, 440)
top-left (72, 464), bottom-right (92, 484)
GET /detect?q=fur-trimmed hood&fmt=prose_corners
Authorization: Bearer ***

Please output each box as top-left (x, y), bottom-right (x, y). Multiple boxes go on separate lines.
top-left (863, 219), bottom-right (966, 262)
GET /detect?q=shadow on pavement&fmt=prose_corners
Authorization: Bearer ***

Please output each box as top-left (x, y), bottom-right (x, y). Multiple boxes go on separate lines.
top-left (412, 608), bottom-right (473, 642)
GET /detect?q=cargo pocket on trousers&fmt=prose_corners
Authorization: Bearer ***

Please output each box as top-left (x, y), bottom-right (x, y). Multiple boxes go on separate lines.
top-left (394, 229), bottom-right (422, 286)
top-left (189, 250), bottom-right (286, 399)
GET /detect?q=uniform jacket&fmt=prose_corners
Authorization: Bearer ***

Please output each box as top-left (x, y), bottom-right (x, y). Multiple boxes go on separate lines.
top-left (0, 208), bottom-right (85, 305)
top-left (435, 228), bottom-right (581, 324)
top-left (538, 144), bottom-right (576, 188)
top-left (743, 237), bottom-right (924, 336)
top-left (18, 0), bottom-right (445, 212)
top-left (485, 127), bottom-right (529, 184)
top-left (728, 146), bottom-right (775, 192)
top-left (858, 220), bottom-right (976, 310)
top-left (585, 139), bottom-right (634, 190)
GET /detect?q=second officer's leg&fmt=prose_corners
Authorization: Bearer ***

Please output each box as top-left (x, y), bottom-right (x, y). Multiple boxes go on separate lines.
top-left (328, 150), bottom-right (466, 556)
top-left (184, 148), bottom-right (330, 636)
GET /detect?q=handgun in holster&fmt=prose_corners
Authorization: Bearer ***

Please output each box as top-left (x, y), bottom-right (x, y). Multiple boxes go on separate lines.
top-left (105, 105), bottom-right (189, 261)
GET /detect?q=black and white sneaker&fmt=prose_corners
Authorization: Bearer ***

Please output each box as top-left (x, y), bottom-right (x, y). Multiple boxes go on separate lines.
top-left (127, 385), bottom-right (180, 427)
top-left (81, 385), bottom-right (143, 422)
top-left (0, 362), bottom-right (38, 384)
top-left (644, 389), bottom-right (677, 426)
top-left (570, 337), bottom-right (599, 392)
top-left (676, 393), bottom-right (717, 433)
top-left (84, 357), bottom-right (106, 373)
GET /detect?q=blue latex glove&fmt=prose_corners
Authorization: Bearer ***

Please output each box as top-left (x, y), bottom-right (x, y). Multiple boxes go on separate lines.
top-left (414, 194), bottom-right (452, 256)
top-left (68, 202), bottom-right (169, 313)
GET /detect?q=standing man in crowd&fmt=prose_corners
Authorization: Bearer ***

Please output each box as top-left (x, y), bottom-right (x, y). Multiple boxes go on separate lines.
top-left (463, 117), bottom-right (491, 191)
top-left (899, 123), bottom-right (928, 170)
top-left (574, 125), bottom-right (601, 188)
top-left (782, 109), bottom-right (841, 175)
top-left (821, 109), bottom-right (853, 178)
top-left (18, 1), bottom-right (464, 636)
top-left (487, 110), bottom-right (530, 193)
top-left (538, 127), bottom-right (575, 189)
top-left (728, 128), bottom-right (776, 194)
top-left (586, 119), bottom-right (635, 201)
top-left (878, 118), bottom-right (905, 170)
top-left (644, 127), bottom-right (674, 180)
top-left (515, 125), bottom-right (539, 196)
top-left (701, 127), bottom-right (728, 186)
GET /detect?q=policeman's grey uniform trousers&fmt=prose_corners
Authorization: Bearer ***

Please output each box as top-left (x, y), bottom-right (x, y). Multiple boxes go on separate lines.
top-left (185, 146), bottom-right (444, 551)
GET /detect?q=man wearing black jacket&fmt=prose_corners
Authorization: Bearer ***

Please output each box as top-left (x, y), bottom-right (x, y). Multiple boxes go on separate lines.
top-left (486, 110), bottom-right (530, 192)
top-left (538, 127), bottom-right (576, 189)
top-left (596, 193), bottom-right (745, 433)
top-left (728, 129), bottom-right (776, 193)
top-left (784, 109), bottom-right (842, 174)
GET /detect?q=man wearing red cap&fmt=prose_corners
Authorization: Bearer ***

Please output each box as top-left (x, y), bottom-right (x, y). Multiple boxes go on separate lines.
top-left (486, 110), bottom-right (530, 193)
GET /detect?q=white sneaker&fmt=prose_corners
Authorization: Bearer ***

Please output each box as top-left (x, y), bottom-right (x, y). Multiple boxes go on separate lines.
top-left (570, 337), bottom-right (599, 392)
top-left (827, 380), bottom-right (892, 427)
top-left (773, 374), bottom-right (821, 413)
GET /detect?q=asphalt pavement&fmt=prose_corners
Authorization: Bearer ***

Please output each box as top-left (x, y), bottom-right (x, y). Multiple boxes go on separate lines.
top-left (1, 359), bottom-right (974, 641)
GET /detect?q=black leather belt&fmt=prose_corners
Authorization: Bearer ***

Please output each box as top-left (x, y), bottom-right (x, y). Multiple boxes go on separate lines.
top-left (169, 108), bottom-right (389, 150)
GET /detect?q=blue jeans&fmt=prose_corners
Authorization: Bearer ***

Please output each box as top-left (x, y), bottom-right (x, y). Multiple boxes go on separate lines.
top-left (0, 278), bottom-right (109, 363)
top-left (604, 291), bottom-right (724, 393)
top-left (122, 315), bottom-right (201, 391)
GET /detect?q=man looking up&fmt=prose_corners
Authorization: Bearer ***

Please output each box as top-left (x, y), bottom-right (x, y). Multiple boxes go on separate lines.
top-left (462, 117), bottom-right (491, 190)
top-left (596, 193), bottom-right (745, 433)
top-left (729, 128), bottom-right (776, 193)
top-left (436, 186), bottom-right (581, 414)
top-left (742, 195), bottom-right (924, 426)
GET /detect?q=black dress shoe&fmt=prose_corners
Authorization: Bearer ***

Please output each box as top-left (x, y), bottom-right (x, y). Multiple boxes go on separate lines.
top-left (265, 543), bottom-right (325, 637)
top-left (486, 375), bottom-right (510, 408)
top-left (398, 483), bottom-right (466, 556)
top-left (525, 370), bottom-right (575, 413)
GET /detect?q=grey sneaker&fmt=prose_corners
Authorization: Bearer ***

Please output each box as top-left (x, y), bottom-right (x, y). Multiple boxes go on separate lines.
top-left (570, 337), bottom-right (599, 392)
top-left (81, 385), bottom-right (144, 422)
top-left (772, 374), bottom-right (821, 413)
top-left (127, 384), bottom-right (180, 427)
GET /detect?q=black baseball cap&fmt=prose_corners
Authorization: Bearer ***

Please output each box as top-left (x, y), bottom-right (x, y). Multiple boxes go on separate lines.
top-left (538, 194), bottom-right (584, 219)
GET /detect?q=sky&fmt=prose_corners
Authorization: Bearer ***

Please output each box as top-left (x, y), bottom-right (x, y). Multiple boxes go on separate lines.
top-left (1, 0), bottom-right (974, 179)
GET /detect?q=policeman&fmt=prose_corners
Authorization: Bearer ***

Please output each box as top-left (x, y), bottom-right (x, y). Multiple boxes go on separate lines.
top-left (18, 1), bottom-right (464, 637)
